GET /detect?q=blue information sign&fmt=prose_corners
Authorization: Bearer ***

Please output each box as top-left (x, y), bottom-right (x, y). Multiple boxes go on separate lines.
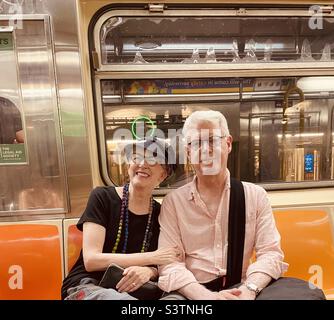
top-left (304, 153), bottom-right (314, 173)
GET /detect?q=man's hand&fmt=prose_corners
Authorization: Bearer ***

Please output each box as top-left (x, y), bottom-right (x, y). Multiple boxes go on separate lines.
top-left (237, 284), bottom-right (257, 300)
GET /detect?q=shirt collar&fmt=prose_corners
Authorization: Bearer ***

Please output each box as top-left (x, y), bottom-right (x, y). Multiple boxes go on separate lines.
top-left (188, 169), bottom-right (231, 202)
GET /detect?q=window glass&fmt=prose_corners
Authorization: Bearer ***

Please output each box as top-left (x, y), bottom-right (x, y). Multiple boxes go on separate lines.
top-left (100, 16), bottom-right (334, 65)
top-left (0, 19), bottom-right (66, 214)
top-left (99, 77), bottom-right (334, 189)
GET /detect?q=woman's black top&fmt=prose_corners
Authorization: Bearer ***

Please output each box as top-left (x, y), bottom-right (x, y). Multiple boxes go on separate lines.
top-left (61, 186), bottom-right (161, 299)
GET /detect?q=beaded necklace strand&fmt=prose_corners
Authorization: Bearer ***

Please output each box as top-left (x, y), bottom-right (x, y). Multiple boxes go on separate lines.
top-left (112, 183), bottom-right (154, 253)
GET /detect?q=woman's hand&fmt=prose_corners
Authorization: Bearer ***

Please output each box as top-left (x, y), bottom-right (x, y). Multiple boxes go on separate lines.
top-left (151, 247), bottom-right (183, 265)
top-left (116, 266), bottom-right (154, 293)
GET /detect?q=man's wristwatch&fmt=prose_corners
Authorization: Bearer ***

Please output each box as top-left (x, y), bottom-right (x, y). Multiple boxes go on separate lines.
top-left (244, 282), bottom-right (261, 295)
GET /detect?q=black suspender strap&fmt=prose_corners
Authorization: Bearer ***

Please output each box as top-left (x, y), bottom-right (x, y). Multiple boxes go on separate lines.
top-left (225, 178), bottom-right (246, 288)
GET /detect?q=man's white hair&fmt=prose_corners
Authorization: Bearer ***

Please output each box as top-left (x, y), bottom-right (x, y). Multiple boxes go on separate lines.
top-left (182, 110), bottom-right (230, 137)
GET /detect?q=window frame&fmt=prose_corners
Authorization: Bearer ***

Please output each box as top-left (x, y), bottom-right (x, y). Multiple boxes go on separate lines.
top-left (89, 5), bottom-right (334, 193)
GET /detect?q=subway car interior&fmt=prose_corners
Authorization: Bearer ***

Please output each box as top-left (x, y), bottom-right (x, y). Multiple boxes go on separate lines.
top-left (0, 0), bottom-right (334, 300)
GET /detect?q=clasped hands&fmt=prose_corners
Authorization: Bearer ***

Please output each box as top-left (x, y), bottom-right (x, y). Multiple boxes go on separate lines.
top-left (207, 285), bottom-right (256, 300)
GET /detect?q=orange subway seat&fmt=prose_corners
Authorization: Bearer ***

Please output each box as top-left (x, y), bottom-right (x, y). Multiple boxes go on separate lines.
top-left (0, 223), bottom-right (63, 300)
top-left (273, 210), bottom-right (334, 299)
top-left (67, 223), bottom-right (83, 273)
top-left (63, 211), bottom-right (334, 300)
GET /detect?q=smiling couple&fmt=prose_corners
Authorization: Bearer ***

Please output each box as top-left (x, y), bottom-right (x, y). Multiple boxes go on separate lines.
top-left (62, 110), bottom-right (321, 301)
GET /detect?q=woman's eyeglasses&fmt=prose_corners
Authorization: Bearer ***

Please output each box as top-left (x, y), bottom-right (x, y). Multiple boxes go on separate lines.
top-left (130, 154), bottom-right (165, 166)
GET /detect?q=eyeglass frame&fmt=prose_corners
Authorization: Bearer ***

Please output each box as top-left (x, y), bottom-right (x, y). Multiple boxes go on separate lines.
top-left (186, 135), bottom-right (228, 151)
top-left (128, 153), bottom-right (167, 166)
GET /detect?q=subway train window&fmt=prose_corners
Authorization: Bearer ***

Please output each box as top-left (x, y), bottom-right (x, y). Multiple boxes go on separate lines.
top-left (0, 18), bottom-right (66, 214)
top-left (90, 6), bottom-right (334, 191)
top-left (98, 15), bottom-right (333, 65)
top-left (96, 77), bottom-right (334, 190)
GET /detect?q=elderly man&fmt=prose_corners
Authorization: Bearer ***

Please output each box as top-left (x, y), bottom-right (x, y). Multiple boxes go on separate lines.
top-left (157, 110), bottom-right (288, 300)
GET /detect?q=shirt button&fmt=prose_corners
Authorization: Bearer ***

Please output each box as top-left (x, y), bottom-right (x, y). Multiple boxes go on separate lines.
top-left (217, 244), bottom-right (221, 248)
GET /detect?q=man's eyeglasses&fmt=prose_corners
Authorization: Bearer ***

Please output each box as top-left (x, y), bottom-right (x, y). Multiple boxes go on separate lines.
top-left (187, 136), bottom-right (226, 151)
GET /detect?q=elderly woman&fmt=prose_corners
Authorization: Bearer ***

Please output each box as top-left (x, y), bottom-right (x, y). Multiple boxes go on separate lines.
top-left (61, 138), bottom-right (179, 300)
